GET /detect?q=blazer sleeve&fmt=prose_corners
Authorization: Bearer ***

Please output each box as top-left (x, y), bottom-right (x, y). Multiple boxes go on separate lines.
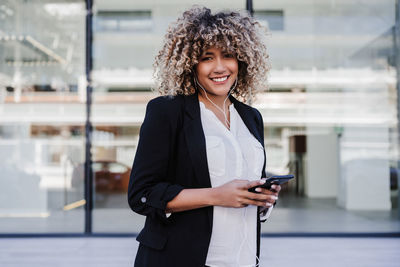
top-left (127, 97), bottom-right (184, 224)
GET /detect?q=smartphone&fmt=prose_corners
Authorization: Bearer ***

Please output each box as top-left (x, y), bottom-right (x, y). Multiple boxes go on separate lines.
top-left (248, 175), bottom-right (295, 193)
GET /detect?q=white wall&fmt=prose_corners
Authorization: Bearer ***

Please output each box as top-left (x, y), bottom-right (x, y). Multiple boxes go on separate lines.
top-left (305, 129), bottom-right (339, 198)
top-left (338, 126), bottom-right (392, 210)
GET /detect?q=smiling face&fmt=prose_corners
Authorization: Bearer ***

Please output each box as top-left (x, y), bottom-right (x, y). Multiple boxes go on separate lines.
top-left (195, 47), bottom-right (239, 101)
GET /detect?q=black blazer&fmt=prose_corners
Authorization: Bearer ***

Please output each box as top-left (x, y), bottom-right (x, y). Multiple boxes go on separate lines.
top-left (128, 93), bottom-right (267, 267)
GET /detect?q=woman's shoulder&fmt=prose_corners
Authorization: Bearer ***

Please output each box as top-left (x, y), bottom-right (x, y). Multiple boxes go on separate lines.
top-left (145, 94), bottom-right (186, 122)
top-left (147, 94), bottom-right (185, 110)
top-left (233, 99), bottom-right (262, 118)
top-left (148, 94), bottom-right (184, 105)
top-left (233, 99), bottom-right (264, 130)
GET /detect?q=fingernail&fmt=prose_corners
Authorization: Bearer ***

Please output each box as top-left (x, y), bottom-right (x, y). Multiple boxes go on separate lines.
top-left (266, 202), bottom-right (272, 207)
top-left (273, 196), bottom-right (278, 200)
top-left (255, 188), bottom-right (262, 192)
top-left (260, 180), bottom-right (266, 184)
top-left (271, 185), bottom-right (276, 189)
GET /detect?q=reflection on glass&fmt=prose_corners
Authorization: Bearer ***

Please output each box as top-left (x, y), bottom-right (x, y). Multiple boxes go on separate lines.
top-left (0, 0), bottom-right (86, 233)
top-left (95, 10), bottom-right (153, 32)
top-left (254, 10), bottom-right (284, 31)
top-left (0, 0), bottom-right (398, 234)
top-left (90, 0), bottom-right (399, 234)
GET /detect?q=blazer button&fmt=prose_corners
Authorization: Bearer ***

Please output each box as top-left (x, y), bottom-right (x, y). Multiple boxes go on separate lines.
top-left (141, 197), bottom-right (147, 203)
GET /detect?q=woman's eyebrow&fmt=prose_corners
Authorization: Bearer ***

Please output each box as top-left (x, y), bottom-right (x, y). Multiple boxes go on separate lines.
top-left (203, 51), bottom-right (215, 56)
top-left (201, 51), bottom-right (232, 56)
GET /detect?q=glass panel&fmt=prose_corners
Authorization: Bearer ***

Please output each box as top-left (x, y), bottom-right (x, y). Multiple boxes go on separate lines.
top-left (95, 10), bottom-right (153, 32)
top-left (91, 0), bottom-right (399, 234)
top-left (254, 10), bottom-right (284, 31)
top-left (0, 0), bottom-right (86, 233)
top-left (253, 0), bottom-right (399, 233)
top-left (91, 0), bottom-right (247, 232)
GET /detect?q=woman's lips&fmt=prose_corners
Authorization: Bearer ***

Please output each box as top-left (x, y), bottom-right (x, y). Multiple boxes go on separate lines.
top-left (210, 75), bottom-right (229, 84)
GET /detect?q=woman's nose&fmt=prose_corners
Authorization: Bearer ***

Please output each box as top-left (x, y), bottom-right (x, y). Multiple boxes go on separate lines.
top-left (213, 57), bottom-right (227, 73)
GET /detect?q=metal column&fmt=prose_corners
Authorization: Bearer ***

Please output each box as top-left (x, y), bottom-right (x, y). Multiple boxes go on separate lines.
top-left (395, 0), bottom-right (400, 217)
top-left (246, 0), bottom-right (254, 16)
top-left (84, 0), bottom-right (94, 233)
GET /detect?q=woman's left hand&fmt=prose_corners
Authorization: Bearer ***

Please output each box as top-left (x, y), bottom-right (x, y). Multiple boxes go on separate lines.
top-left (257, 184), bottom-right (281, 212)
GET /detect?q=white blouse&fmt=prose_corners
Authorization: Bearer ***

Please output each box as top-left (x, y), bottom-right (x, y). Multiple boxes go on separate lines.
top-left (200, 102), bottom-right (270, 267)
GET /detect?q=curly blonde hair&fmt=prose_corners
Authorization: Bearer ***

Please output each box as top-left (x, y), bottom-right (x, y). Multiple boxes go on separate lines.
top-left (154, 6), bottom-right (270, 102)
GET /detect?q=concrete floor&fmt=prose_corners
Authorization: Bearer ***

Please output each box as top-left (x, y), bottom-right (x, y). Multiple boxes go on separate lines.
top-left (1, 195), bottom-right (399, 266)
top-left (0, 237), bottom-right (399, 267)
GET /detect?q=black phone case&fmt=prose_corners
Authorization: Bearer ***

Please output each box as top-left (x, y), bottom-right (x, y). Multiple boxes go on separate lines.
top-left (248, 175), bottom-right (294, 193)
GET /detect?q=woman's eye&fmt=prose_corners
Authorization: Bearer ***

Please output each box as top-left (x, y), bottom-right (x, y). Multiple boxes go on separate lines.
top-left (224, 54), bottom-right (234, 58)
top-left (201, 57), bottom-right (212, 61)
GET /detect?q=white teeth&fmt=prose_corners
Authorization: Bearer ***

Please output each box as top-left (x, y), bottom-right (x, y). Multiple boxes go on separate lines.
top-left (212, 76), bottom-right (228, 82)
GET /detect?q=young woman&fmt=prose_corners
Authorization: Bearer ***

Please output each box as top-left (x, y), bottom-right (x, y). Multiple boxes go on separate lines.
top-left (128, 6), bottom-right (281, 267)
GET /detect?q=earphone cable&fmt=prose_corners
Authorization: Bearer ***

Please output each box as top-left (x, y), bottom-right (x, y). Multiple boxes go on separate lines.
top-left (194, 75), bottom-right (237, 129)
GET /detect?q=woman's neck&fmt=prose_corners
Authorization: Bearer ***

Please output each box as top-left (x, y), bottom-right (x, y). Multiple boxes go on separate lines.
top-left (198, 91), bottom-right (232, 130)
top-left (198, 91), bottom-right (232, 110)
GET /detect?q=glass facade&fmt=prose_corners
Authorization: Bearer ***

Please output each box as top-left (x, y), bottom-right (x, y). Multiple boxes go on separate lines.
top-left (0, 0), bottom-right (399, 234)
top-left (0, 0), bottom-right (86, 232)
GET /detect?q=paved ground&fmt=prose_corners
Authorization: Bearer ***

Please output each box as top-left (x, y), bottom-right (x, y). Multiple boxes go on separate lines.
top-left (0, 237), bottom-right (399, 267)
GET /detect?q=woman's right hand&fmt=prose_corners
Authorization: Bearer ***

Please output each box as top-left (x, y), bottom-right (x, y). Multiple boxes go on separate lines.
top-left (213, 179), bottom-right (276, 208)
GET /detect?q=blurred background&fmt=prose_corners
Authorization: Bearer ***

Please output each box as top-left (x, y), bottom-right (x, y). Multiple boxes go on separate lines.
top-left (0, 0), bottom-right (399, 235)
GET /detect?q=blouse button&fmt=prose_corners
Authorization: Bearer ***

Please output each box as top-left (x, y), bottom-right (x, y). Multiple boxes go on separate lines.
top-left (141, 197), bottom-right (147, 203)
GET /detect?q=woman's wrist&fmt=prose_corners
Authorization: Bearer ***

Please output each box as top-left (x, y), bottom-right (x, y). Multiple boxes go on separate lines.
top-left (207, 187), bottom-right (220, 206)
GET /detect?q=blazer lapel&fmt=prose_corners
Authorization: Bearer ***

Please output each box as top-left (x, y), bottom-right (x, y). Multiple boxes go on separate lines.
top-left (230, 95), bottom-right (267, 178)
top-left (230, 96), bottom-right (262, 144)
top-left (183, 93), bottom-right (211, 188)
top-left (183, 93), bottom-right (213, 231)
